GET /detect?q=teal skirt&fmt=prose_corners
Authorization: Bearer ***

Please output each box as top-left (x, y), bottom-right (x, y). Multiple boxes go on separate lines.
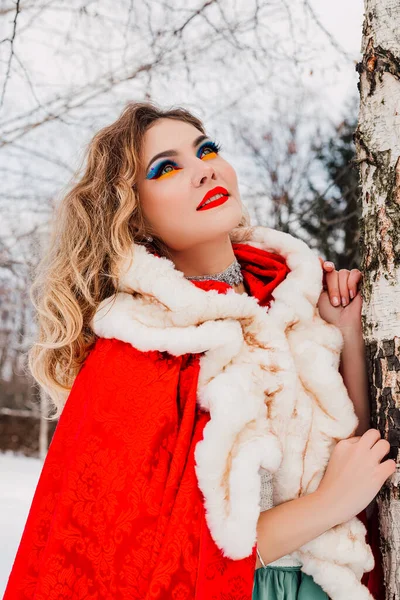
top-left (253, 565), bottom-right (330, 600)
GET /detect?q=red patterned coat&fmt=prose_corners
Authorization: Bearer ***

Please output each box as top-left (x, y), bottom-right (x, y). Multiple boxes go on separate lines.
top-left (3, 236), bottom-right (383, 599)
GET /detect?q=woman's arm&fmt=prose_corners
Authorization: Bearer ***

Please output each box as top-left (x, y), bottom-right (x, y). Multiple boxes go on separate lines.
top-left (317, 260), bottom-right (371, 437)
top-left (339, 327), bottom-right (371, 436)
top-left (256, 489), bottom-right (336, 567)
top-left (256, 428), bottom-right (396, 569)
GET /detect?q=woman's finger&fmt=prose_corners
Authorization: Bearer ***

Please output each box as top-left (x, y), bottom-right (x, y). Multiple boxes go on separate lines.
top-left (347, 269), bottom-right (362, 299)
top-left (319, 259), bottom-right (335, 290)
top-left (338, 269), bottom-right (350, 307)
top-left (319, 258), bottom-right (335, 272)
top-left (370, 438), bottom-right (391, 463)
top-left (325, 268), bottom-right (340, 306)
top-left (359, 428), bottom-right (382, 449)
top-left (323, 260), bottom-right (335, 270)
top-left (345, 436), bottom-right (362, 444)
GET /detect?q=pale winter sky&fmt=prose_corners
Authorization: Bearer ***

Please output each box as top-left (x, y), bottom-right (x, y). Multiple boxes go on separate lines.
top-left (307, 0), bottom-right (364, 118)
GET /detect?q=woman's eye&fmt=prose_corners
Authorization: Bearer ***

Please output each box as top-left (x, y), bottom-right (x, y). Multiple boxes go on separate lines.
top-left (199, 141), bottom-right (222, 160)
top-left (146, 160), bottom-right (180, 180)
top-left (158, 164), bottom-right (175, 178)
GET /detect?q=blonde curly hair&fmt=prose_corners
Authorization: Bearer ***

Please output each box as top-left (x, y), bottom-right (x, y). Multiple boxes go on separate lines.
top-left (28, 100), bottom-right (253, 418)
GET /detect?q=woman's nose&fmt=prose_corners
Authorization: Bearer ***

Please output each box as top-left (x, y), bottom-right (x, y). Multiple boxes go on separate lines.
top-left (192, 161), bottom-right (216, 186)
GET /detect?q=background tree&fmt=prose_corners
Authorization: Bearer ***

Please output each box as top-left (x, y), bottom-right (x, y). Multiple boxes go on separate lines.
top-left (302, 111), bottom-right (361, 269)
top-left (355, 1), bottom-right (400, 596)
top-left (236, 96), bottom-right (361, 269)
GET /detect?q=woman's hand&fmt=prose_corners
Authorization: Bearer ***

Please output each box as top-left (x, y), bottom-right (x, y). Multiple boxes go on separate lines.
top-left (316, 429), bottom-right (396, 526)
top-left (317, 259), bottom-right (363, 334)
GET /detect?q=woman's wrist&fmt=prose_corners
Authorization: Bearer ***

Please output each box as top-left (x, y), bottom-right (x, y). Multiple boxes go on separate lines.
top-left (339, 324), bottom-right (371, 434)
top-left (340, 327), bottom-right (366, 362)
top-left (340, 325), bottom-right (366, 358)
top-left (339, 324), bottom-right (363, 344)
top-left (311, 488), bottom-right (343, 529)
top-left (256, 488), bottom-right (342, 565)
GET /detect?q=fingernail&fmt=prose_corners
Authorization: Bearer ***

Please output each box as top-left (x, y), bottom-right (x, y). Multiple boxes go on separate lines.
top-left (350, 290), bottom-right (354, 299)
top-left (325, 262), bottom-right (334, 268)
top-left (332, 297), bottom-right (340, 306)
top-left (341, 297), bottom-right (347, 307)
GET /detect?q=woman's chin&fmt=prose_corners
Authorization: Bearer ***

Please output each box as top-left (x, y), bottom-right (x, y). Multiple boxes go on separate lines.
top-left (224, 205), bottom-right (245, 232)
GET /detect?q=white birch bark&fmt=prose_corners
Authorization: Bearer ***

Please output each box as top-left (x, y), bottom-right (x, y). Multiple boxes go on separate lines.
top-left (355, 1), bottom-right (400, 596)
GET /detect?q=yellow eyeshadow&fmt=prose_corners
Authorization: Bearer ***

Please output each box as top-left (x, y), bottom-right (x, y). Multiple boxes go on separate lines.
top-left (202, 151), bottom-right (217, 161)
top-left (158, 169), bottom-right (178, 180)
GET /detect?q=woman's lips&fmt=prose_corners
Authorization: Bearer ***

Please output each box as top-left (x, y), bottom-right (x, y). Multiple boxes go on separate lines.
top-left (197, 195), bottom-right (229, 211)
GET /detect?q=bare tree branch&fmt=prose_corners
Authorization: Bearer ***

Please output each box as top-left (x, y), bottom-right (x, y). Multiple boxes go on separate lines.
top-left (0, 0), bottom-right (21, 108)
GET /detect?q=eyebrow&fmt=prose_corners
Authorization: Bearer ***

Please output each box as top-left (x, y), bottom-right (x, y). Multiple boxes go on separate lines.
top-left (145, 134), bottom-right (209, 173)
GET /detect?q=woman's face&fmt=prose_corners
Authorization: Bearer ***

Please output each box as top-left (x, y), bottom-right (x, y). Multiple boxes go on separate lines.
top-left (136, 118), bottom-right (243, 251)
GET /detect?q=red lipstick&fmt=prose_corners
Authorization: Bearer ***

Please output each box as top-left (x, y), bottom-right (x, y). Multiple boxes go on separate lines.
top-left (197, 186), bottom-right (230, 211)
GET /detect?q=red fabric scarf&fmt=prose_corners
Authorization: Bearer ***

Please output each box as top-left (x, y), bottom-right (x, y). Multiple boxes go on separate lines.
top-left (3, 243), bottom-right (381, 599)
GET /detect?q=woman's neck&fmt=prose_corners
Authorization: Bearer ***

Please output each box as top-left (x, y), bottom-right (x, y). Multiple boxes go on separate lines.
top-left (168, 234), bottom-right (236, 278)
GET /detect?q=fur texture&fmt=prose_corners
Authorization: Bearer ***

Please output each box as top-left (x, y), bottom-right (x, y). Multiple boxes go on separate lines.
top-left (91, 226), bottom-right (374, 599)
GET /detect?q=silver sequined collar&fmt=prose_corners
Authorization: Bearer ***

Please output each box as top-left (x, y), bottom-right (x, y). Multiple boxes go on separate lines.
top-left (184, 257), bottom-right (243, 287)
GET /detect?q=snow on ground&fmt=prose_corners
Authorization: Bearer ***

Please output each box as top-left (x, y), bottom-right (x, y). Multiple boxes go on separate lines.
top-left (0, 452), bottom-right (43, 597)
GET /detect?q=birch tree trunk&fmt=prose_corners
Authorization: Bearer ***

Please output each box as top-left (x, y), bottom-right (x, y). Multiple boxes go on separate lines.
top-left (354, 1), bottom-right (400, 597)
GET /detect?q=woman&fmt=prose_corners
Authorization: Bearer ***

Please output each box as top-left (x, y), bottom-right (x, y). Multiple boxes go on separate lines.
top-left (4, 102), bottom-right (394, 600)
